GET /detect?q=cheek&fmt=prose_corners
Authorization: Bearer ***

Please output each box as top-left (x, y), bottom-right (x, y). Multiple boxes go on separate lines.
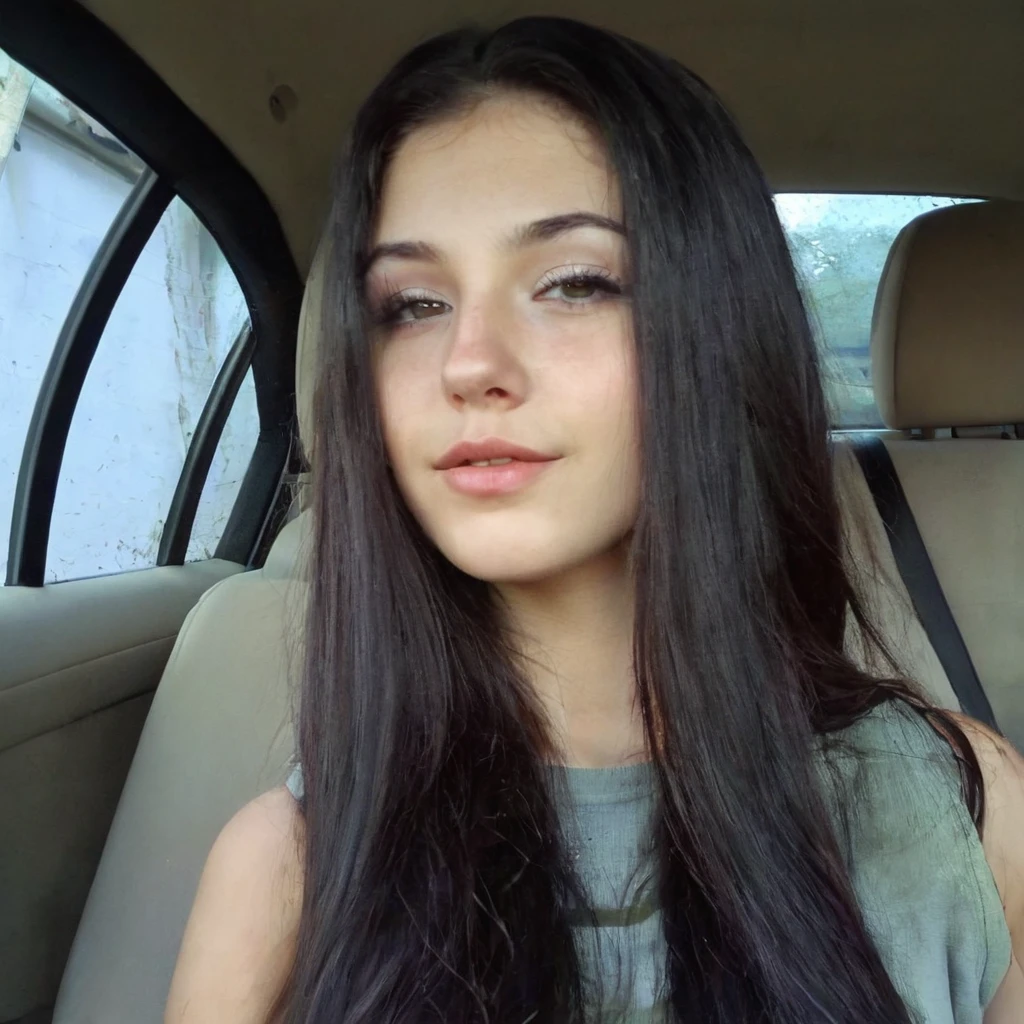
top-left (374, 344), bottom-right (433, 467)
top-left (599, 358), bottom-right (641, 506)
top-left (553, 318), bottom-right (638, 457)
top-left (591, 329), bottom-right (641, 518)
top-left (541, 320), bottom-right (641, 535)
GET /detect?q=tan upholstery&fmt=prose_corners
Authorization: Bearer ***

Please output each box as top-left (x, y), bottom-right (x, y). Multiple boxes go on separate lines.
top-left (52, 515), bottom-right (309, 1023)
top-left (885, 438), bottom-right (1024, 749)
top-left (0, 694), bottom-right (151, 1020)
top-left (0, 559), bottom-right (239, 752)
top-left (872, 200), bottom-right (1024, 430)
top-left (867, 199), bottom-right (1024, 750)
top-left (0, 559), bottom-right (239, 1020)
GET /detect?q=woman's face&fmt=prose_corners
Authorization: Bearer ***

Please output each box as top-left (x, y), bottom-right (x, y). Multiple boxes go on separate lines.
top-left (368, 93), bottom-right (639, 584)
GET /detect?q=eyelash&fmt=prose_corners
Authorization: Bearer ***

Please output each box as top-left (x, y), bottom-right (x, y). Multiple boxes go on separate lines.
top-left (371, 267), bottom-right (625, 330)
top-left (372, 288), bottom-right (442, 328)
top-left (535, 266), bottom-right (624, 304)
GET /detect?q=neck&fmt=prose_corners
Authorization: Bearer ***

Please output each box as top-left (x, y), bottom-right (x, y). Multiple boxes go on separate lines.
top-left (494, 544), bottom-right (648, 769)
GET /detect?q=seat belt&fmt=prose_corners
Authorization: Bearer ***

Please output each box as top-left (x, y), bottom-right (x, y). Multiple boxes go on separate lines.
top-left (850, 433), bottom-right (1000, 731)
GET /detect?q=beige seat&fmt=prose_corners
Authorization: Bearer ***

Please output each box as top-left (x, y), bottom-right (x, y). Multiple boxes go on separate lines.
top-left (49, 246), bottom-right (327, 1022)
top-left (50, 513), bottom-right (309, 1022)
top-left (839, 199), bottom-right (1024, 749)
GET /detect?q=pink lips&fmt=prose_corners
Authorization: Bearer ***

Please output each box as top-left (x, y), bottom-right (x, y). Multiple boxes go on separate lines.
top-left (435, 438), bottom-right (559, 497)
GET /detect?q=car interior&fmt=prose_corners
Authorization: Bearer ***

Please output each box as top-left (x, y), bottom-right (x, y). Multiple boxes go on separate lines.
top-left (0, 0), bottom-right (1021, 1021)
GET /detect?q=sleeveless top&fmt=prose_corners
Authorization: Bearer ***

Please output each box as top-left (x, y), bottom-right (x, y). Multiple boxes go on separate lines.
top-left (284, 700), bottom-right (1012, 1022)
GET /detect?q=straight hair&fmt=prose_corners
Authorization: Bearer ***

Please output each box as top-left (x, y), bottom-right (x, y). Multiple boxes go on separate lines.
top-left (276, 17), bottom-right (984, 1023)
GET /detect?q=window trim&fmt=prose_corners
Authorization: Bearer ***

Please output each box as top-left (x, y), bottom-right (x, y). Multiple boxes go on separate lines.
top-left (5, 169), bottom-right (173, 587)
top-left (159, 327), bottom-right (258, 569)
top-left (0, 0), bottom-right (302, 582)
top-left (159, 326), bottom-right (256, 567)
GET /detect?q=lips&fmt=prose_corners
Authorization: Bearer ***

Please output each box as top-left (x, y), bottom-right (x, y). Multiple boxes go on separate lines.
top-left (434, 437), bottom-right (560, 497)
top-left (434, 438), bottom-right (558, 471)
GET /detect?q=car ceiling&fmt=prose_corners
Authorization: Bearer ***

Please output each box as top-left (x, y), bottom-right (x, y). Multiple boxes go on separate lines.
top-left (80, 0), bottom-right (1024, 276)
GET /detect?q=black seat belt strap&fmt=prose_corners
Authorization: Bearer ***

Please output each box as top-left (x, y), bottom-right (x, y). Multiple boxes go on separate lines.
top-left (850, 433), bottom-right (999, 730)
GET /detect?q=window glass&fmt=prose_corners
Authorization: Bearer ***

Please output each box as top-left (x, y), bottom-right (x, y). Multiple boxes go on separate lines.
top-left (0, 50), bottom-right (144, 582)
top-left (185, 367), bottom-right (259, 562)
top-left (47, 197), bottom-right (251, 581)
top-left (776, 193), bottom-right (977, 428)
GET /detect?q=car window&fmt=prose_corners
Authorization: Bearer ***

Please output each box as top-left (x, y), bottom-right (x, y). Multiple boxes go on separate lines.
top-left (1, 50), bottom-right (258, 583)
top-left (47, 197), bottom-right (253, 581)
top-left (776, 193), bottom-right (977, 428)
top-left (1, 55), bottom-right (143, 582)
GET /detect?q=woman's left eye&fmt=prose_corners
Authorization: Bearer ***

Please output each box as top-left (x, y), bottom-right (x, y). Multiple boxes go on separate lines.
top-left (537, 270), bottom-right (624, 305)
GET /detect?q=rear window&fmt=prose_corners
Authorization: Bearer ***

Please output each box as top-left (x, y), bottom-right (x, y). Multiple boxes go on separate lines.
top-left (776, 193), bottom-right (976, 428)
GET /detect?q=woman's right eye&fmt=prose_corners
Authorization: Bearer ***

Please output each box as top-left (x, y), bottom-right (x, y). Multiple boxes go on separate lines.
top-left (376, 294), bottom-right (450, 327)
top-left (402, 299), bottom-right (449, 322)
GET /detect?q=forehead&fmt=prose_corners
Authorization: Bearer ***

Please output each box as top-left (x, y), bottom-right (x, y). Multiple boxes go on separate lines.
top-left (374, 93), bottom-right (620, 242)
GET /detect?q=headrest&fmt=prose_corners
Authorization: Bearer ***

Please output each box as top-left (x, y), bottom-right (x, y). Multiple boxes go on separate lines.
top-left (296, 236), bottom-right (331, 461)
top-left (871, 200), bottom-right (1024, 430)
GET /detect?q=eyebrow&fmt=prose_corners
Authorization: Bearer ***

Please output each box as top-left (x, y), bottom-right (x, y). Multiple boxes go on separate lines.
top-left (363, 211), bottom-right (626, 273)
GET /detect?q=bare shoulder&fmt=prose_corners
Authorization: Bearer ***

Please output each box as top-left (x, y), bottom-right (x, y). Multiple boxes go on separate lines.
top-left (947, 714), bottom-right (1024, 1021)
top-left (164, 785), bottom-right (305, 1023)
top-left (946, 714), bottom-right (1024, 904)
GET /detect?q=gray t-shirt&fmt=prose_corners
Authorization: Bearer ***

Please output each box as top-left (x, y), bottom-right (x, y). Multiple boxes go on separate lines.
top-left (284, 700), bottom-right (1011, 1022)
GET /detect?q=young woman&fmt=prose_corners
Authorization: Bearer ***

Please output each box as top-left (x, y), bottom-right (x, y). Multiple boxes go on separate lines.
top-left (165, 17), bottom-right (1024, 1024)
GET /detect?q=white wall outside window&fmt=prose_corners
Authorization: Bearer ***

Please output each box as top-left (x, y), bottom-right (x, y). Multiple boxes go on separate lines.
top-left (0, 65), bottom-right (258, 583)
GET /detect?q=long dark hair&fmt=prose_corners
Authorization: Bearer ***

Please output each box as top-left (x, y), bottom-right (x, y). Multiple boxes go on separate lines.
top-left (278, 17), bottom-right (984, 1023)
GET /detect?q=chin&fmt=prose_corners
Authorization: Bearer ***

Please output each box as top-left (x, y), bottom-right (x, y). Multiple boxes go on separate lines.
top-left (443, 546), bottom-right (569, 586)
top-left (432, 529), bottom-right (579, 586)
top-left (416, 504), bottom-right (637, 586)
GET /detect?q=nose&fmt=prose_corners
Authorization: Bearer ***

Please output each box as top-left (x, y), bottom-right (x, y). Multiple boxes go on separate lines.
top-left (441, 293), bottom-right (528, 411)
